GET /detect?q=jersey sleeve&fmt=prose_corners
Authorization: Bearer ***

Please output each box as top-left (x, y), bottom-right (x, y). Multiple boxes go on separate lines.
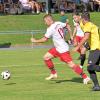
top-left (44, 28), bottom-right (53, 39)
top-left (60, 22), bottom-right (66, 27)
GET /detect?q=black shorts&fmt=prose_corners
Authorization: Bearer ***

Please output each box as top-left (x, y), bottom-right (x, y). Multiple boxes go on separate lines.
top-left (88, 50), bottom-right (100, 65)
top-left (83, 42), bottom-right (90, 50)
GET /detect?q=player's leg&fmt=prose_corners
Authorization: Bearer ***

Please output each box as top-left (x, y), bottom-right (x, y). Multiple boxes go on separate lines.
top-left (34, 2), bottom-right (40, 14)
top-left (80, 42), bottom-right (90, 68)
top-left (68, 61), bottom-right (90, 84)
top-left (96, 55), bottom-right (100, 65)
top-left (44, 48), bottom-right (58, 80)
top-left (73, 36), bottom-right (78, 47)
top-left (59, 52), bottom-right (90, 84)
top-left (80, 46), bottom-right (86, 68)
top-left (76, 36), bottom-right (82, 54)
top-left (87, 50), bottom-right (100, 91)
top-left (29, 1), bottom-right (35, 13)
top-left (73, 36), bottom-right (81, 60)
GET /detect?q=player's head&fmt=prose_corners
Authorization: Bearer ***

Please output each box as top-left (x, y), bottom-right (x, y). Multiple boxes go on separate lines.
top-left (43, 14), bottom-right (54, 26)
top-left (73, 11), bottom-right (81, 23)
top-left (81, 12), bottom-right (90, 24)
top-left (60, 10), bottom-right (65, 16)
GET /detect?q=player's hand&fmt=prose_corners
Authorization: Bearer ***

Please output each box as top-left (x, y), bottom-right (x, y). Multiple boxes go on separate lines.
top-left (31, 38), bottom-right (36, 43)
top-left (70, 36), bottom-right (73, 41)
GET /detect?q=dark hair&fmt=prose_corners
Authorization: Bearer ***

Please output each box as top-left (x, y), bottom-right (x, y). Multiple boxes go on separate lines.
top-left (72, 11), bottom-right (80, 16)
top-left (81, 12), bottom-right (90, 21)
top-left (60, 10), bottom-right (65, 12)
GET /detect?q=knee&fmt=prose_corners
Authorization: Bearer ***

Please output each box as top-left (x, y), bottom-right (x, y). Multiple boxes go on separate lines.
top-left (87, 64), bottom-right (95, 72)
top-left (43, 54), bottom-right (51, 61)
top-left (81, 47), bottom-right (86, 54)
top-left (43, 55), bottom-right (49, 61)
top-left (67, 61), bottom-right (75, 68)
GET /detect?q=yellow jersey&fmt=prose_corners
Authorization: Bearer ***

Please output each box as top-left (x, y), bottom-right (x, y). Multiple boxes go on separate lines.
top-left (80, 22), bottom-right (100, 50)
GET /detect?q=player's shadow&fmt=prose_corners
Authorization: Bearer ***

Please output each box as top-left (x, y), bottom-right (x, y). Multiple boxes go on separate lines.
top-left (52, 77), bottom-right (82, 84)
top-left (5, 83), bottom-right (16, 85)
top-left (0, 42), bottom-right (11, 48)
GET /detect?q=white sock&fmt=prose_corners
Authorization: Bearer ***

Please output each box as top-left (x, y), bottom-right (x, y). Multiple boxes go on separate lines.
top-left (37, 11), bottom-right (40, 14)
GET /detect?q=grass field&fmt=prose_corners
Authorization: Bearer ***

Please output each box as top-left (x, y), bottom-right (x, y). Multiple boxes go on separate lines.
top-left (0, 12), bottom-right (100, 100)
top-left (0, 48), bottom-right (100, 100)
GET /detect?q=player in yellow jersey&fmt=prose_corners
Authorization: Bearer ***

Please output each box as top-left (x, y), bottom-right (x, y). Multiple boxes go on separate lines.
top-left (74, 12), bottom-right (100, 91)
top-left (72, 12), bottom-right (90, 69)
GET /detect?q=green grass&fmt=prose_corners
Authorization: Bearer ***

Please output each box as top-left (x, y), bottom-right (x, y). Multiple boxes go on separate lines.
top-left (0, 13), bottom-right (99, 31)
top-left (0, 33), bottom-right (52, 46)
top-left (0, 12), bottom-right (100, 45)
top-left (0, 12), bottom-right (100, 100)
top-left (0, 48), bottom-right (100, 100)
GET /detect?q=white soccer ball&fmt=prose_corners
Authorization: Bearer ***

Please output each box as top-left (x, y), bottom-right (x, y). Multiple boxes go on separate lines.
top-left (1, 71), bottom-right (11, 80)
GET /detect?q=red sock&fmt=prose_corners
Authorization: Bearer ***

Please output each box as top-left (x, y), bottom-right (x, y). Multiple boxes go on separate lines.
top-left (72, 65), bottom-right (87, 79)
top-left (51, 70), bottom-right (56, 74)
top-left (44, 59), bottom-right (56, 74)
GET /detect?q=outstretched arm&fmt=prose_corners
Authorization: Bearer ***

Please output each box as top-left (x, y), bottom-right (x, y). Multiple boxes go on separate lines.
top-left (66, 23), bottom-right (73, 40)
top-left (74, 32), bottom-right (90, 52)
top-left (72, 27), bottom-right (77, 38)
top-left (31, 37), bottom-right (48, 43)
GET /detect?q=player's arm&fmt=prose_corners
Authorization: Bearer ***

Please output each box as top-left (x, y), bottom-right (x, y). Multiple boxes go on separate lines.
top-left (74, 32), bottom-right (90, 51)
top-left (31, 37), bottom-right (48, 43)
top-left (66, 23), bottom-right (73, 40)
top-left (66, 19), bottom-right (69, 24)
top-left (72, 27), bottom-right (77, 38)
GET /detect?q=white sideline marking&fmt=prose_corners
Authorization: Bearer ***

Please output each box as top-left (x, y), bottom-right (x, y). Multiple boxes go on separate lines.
top-left (0, 62), bottom-right (65, 67)
top-left (0, 30), bottom-right (45, 34)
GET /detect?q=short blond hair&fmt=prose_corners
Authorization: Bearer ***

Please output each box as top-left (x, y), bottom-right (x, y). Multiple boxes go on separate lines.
top-left (43, 14), bottom-right (54, 20)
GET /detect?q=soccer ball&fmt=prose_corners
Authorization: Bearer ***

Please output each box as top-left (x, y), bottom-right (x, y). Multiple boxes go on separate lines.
top-left (1, 71), bottom-right (11, 80)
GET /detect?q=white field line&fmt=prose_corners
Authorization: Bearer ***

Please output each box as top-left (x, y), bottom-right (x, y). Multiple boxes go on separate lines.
top-left (0, 30), bottom-right (45, 34)
top-left (0, 62), bottom-right (65, 67)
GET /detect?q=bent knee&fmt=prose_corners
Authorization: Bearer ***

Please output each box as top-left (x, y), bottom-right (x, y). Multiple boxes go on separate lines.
top-left (87, 64), bottom-right (95, 72)
top-left (43, 55), bottom-right (49, 60)
top-left (43, 52), bottom-right (54, 60)
top-left (67, 61), bottom-right (75, 68)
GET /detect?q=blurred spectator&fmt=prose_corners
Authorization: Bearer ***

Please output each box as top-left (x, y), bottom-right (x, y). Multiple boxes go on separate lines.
top-left (60, 10), bottom-right (69, 23)
top-left (75, 0), bottom-right (81, 4)
top-left (81, 0), bottom-right (90, 11)
top-left (93, 0), bottom-right (100, 5)
top-left (32, 0), bottom-right (40, 13)
top-left (59, 0), bottom-right (67, 11)
top-left (19, 0), bottom-right (40, 14)
top-left (72, 0), bottom-right (81, 4)
top-left (93, 0), bottom-right (100, 11)
top-left (59, 10), bottom-right (72, 45)
top-left (12, 0), bottom-right (18, 3)
top-left (67, 2), bottom-right (76, 12)
top-left (59, 0), bottom-right (76, 12)
top-left (0, 0), bottom-right (3, 13)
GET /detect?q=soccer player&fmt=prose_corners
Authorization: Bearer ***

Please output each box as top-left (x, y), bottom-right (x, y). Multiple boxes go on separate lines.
top-left (60, 10), bottom-right (73, 45)
top-left (74, 12), bottom-right (100, 91)
top-left (31, 14), bottom-right (90, 84)
top-left (60, 10), bottom-right (69, 23)
top-left (72, 12), bottom-right (90, 68)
